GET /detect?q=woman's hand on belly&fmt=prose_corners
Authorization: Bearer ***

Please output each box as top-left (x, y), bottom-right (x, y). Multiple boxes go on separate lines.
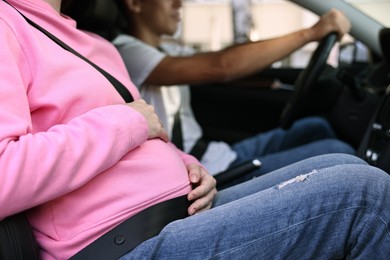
top-left (186, 163), bottom-right (217, 215)
top-left (127, 99), bottom-right (169, 142)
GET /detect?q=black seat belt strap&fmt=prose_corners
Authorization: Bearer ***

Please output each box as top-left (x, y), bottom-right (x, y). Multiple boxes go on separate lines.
top-left (171, 110), bottom-right (184, 150)
top-left (3, 0), bottom-right (134, 103)
top-left (70, 195), bottom-right (190, 260)
top-left (157, 46), bottom-right (184, 150)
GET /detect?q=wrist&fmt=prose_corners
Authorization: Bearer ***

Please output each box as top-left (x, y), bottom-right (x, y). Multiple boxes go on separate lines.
top-left (301, 28), bottom-right (315, 43)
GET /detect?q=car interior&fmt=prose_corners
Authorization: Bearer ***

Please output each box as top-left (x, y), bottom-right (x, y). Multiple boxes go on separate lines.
top-left (1, 0), bottom-right (390, 259)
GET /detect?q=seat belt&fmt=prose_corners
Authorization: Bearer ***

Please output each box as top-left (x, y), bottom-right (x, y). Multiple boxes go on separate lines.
top-left (157, 45), bottom-right (208, 156)
top-left (172, 110), bottom-right (184, 150)
top-left (71, 195), bottom-right (190, 260)
top-left (168, 93), bottom-right (209, 159)
top-left (156, 46), bottom-right (184, 150)
top-left (3, 0), bottom-right (134, 103)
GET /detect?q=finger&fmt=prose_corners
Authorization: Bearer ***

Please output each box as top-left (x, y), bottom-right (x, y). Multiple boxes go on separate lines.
top-left (188, 197), bottom-right (212, 215)
top-left (188, 192), bottom-right (215, 215)
top-left (188, 202), bottom-right (212, 215)
top-left (189, 170), bottom-right (201, 184)
top-left (159, 128), bottom-right (169, 142)
top-left (188, 178), bottom-right (207, 200)
top-left (188, 186), bottom-right (203, 201)
top-left (188, 176), bottom-right (216, 201)
top-left (187, 164), bottom-right (202, 183)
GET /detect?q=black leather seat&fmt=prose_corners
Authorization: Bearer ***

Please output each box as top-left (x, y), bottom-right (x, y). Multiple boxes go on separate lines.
top-left (0, 213), bottom-right (39, 260)
top-left (62, 0), bottom-right (125, 40)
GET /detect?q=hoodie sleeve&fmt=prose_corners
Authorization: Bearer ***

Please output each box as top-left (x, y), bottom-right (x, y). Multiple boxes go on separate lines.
top-left (0, 20), bottom-right (149, 218)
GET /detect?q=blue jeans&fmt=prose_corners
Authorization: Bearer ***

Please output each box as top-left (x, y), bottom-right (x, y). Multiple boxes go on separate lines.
top-left (120, 154), bottom-right (390, 259)
top-left (226, 116), bottom-right (355, 187)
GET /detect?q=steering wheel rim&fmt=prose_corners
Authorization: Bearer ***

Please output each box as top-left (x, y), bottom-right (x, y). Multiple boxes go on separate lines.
top-left (279, 33), bottom-right (339, 129)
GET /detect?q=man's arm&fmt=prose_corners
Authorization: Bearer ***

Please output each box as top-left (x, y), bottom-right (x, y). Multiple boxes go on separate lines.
top-left (145, 9), bottom-right (351, 86)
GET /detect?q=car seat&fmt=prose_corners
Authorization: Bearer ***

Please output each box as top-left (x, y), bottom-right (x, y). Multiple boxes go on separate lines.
top-left (62, 0), bottom-right (125, 41)
top-left (0, 213), bottom-right (39, 259)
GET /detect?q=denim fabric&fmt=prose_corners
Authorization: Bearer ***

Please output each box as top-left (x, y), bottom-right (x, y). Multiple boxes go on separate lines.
top-left (120, 154), bottom-right (390, 259)
top-left (225, 116), bottom-right (355, 187)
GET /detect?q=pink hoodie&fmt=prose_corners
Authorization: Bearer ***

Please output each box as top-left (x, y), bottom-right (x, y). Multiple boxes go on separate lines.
top-left (0, 0), bottom-right (196, 258)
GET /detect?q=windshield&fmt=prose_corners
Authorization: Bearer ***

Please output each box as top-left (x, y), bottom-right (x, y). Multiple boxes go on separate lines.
top-left (345, 0), bottom-right (390, 26)
top-left (182, 0), bottom-right (388, 67)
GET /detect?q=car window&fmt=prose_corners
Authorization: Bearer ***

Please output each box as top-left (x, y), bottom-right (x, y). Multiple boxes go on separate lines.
top-left (182, 0), bottom-right (322, 68)
top-left (345, 0), bottom-right (390, 27)
top-left (182, 0), bottom-right (389, 69)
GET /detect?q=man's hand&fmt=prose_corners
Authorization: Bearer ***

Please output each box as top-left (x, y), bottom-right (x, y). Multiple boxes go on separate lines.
top-left (310, 9), bottom-right (351, 41)
top-left (127, 99), bottom-right (169, 142)
top-left (186, 163), bottom-right (217, 215)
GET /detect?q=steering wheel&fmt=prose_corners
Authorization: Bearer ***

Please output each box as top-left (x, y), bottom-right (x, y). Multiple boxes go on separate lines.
top-left (279, 33), bottom-right (339, 129)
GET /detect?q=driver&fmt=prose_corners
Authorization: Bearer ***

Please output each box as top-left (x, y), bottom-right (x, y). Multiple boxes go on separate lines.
top-left (112, 0), bottom-right (353, 188)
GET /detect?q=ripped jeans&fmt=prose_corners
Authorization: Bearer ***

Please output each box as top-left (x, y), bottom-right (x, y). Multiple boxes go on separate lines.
top-left (121, 154), bottom-right (390, 259)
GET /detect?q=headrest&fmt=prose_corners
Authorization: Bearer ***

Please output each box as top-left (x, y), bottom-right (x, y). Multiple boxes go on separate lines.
top-left (62, 0), bottom-right (126, 40)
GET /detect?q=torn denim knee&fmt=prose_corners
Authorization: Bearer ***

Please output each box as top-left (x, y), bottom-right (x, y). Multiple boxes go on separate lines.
top-left (276, 169), bottom-right (318, 189)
